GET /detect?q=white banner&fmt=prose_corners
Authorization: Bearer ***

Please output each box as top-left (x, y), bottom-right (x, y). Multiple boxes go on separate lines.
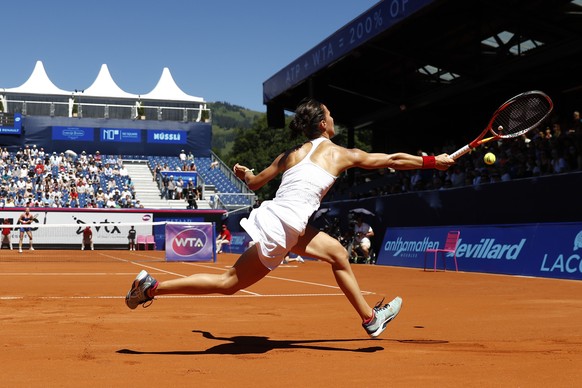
top-left (0, 210), bottom-right (154, 245)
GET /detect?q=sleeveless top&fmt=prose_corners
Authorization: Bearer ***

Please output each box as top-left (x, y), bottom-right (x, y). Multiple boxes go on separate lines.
top-left (271, 137), bottom-right (337, 232)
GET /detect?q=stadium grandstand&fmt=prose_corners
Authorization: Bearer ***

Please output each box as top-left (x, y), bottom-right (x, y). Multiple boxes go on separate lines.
top-left (262, 0), bottom-right (582, 280)
top-left (0, 60), bottom-right (255, 213)
top-left (263, 0), bottom-right (582, 228)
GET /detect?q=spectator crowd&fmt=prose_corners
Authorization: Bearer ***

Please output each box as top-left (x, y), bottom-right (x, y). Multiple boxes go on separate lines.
top-left (0, 146), bottom-right (140, 209)
top-left (326, 110), bottom-right (582, 200)
top-left (1, 110), bottom-right (581, 208)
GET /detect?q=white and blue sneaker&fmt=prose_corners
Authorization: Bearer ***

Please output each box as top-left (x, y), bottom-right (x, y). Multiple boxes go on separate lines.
top-left (363, 296), bottom-right (402, 337)
top-left (125, 270), bottom-right (158, 309)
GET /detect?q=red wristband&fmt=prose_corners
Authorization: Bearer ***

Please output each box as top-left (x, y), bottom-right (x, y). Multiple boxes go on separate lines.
top-left (422, 155), bottom-right (436, 169)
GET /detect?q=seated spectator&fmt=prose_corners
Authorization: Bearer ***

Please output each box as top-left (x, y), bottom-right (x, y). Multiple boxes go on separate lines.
top-left (216, 224), bottom-right (231, 253)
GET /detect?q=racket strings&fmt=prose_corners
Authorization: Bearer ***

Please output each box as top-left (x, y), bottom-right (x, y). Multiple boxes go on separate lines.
top-left (492, 95), bottom-right (552, 138)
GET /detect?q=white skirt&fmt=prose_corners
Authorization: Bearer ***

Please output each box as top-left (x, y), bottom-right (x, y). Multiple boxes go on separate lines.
top-left (240, 201), bottom-right (302, 270)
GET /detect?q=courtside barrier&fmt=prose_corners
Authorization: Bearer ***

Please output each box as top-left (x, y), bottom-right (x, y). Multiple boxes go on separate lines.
top-left (376, 222), bottom-right (582, 280)
top-left (165, 222), bottom-right (216, 262)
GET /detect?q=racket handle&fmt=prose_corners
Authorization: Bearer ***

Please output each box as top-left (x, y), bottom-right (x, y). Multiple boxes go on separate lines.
top-left (450, 145), bottom-right (471, 160)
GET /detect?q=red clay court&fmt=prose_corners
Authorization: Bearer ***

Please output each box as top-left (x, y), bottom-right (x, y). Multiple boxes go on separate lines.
top-left (2, 250), bottom-right (581, 387)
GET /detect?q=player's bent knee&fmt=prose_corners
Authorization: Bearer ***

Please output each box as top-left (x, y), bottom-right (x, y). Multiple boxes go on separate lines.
top-left (218, 273), bottom-right (242, 295)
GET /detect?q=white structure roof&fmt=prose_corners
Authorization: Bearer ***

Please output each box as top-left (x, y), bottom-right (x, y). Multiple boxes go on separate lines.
top-left (83, 64), bottom-right (138, 99)
top-left (2, 61), bottom-right (204, 103)
top-left (141, 67), bottom-right (204, 102)
top-left (4, 61), bottom-right (71, 95)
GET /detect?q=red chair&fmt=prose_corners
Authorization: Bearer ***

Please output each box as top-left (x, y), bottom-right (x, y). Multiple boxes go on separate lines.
top-left (424, 231), bottom-right (460, 272)
top-left (145, 235), bottom-right (156, 250)
top-left (136, 235), bottom-right (147, 250)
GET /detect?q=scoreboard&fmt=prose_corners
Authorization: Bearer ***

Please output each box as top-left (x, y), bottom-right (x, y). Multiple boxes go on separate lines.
top-left (0, 112), bottom-right (15, 126)
top-left (0, 112), bottom-right (22, 134)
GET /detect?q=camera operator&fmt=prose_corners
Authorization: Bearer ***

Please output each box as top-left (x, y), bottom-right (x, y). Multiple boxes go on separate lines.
top-left (351, 215), bottom-right (374, 263)
top-left (185, 178), bottom-right (197, 209)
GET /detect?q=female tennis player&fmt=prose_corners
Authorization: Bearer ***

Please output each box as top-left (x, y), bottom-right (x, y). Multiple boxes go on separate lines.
top-left (126, 98), bottom-right (455, 337)
top-left (18, 207), bottom-right (35, 253)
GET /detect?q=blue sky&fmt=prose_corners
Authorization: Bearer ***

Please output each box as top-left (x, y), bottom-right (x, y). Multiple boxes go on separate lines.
top-left (1, 0), bottom-right (378, 112)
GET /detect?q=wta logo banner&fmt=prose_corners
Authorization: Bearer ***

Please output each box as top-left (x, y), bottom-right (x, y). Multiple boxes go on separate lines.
top-left (165, 222), bottom-right (215, 262)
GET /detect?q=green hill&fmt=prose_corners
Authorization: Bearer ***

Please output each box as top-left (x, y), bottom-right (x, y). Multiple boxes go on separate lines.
top-left (209, 101), bottom-right (264, 158)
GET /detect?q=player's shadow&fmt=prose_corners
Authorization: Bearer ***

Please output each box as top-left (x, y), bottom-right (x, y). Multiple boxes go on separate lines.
top-left (117, 329), bottom-right (384, 355)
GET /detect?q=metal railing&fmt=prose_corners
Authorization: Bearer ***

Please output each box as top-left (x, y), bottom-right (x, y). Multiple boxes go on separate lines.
top-left (1, 98), bottom-right (210, 122)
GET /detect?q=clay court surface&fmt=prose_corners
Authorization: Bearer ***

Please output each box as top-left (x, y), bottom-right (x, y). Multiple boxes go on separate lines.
top-left (2, 250), bottom-right (581, 387)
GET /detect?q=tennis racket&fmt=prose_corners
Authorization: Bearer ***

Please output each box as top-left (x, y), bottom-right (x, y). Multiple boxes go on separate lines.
top-left (450, 90), bottom-right (553, 160)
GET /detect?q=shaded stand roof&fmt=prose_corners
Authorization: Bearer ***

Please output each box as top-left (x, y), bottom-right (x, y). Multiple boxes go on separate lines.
top-left (263, 0), bottom-right (582, 147)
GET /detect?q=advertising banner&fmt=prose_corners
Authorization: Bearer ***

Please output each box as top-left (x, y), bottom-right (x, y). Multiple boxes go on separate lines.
top-left (165, 222), bottom-right (215, 262)
top-left (52, 126), bottom-right (94, 141)
top-left (0, 210), bottom-right (153, 245)
top-left (229, 232), bottom-right (251, 254)
top-left (100, 127), bottom-right (141, 143)
top-left (376, 223), bottom-right (582, 280)
top-left (152, 215), bottom-right (205, 251)
top-left (0, 113), bottom-right (22, 134)
top-left (146, 129), bottom-right (187, 144)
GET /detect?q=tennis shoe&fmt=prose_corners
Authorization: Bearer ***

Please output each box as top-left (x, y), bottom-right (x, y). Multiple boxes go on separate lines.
top-left (125, 270), bottom-right (158, 309)
top-left (363, 296), bottom-right (402, 337)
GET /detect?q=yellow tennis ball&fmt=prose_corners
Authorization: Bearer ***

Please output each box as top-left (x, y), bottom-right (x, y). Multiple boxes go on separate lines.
top-left (484, 152), bottom-right (496, 165)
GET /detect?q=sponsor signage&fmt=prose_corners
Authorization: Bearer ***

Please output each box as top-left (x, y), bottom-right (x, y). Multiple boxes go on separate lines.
top-left (100, 127), bottom-right (141, 143)
top-left (165, 222), bottom-right (215, 262)
top-left (147, 129), bottom-right (187, 144)
top-left (229, 232), bottom-right (251, 254)
top-left (0, 210), bottom-right (152, 245)
top-left (52, 126), bottom-right (94, 141)
top-left (263, 0), bottom-right (436, 101)
top-left (0, 113), bottom-right (22, 134)
top-left (376, 223), bottom-right (582, 280)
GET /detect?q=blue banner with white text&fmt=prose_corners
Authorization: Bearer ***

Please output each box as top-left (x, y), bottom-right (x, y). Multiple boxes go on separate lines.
top-left (52, 126), bottom-right (94, 141)
top-left (0, 113), bottom-right (22, 134)
top-left (100, 127), bottom-right (141, 143)
top-left (147, 129), bottom-right (187, 144)
top-left (376, 222), bottom-right (582, 280)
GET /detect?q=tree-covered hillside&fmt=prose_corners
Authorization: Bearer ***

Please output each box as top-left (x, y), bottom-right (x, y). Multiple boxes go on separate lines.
top-left (210, 101), bottom-right (373, 200)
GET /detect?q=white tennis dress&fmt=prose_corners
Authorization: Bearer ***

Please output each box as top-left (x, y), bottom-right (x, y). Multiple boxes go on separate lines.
top-left (240, 137), bottom-right (337, 269)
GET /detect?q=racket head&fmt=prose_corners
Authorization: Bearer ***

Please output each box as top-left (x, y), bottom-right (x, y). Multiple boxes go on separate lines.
top-left (487, 90), bottom-right (553, 139)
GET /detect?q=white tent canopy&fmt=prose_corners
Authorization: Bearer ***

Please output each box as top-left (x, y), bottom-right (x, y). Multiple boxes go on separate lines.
top-left (83, 64), bottom-right (138, 99)
top-left (4, 61), bottom-right (71, 95)
top-left (141, 67), bottom-right (204, 103)
top-left (2, 60), bottom-right (204, 103)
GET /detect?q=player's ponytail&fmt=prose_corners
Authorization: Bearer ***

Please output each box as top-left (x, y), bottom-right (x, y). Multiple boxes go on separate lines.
top-left (289, 98), bottom-right (325, 139)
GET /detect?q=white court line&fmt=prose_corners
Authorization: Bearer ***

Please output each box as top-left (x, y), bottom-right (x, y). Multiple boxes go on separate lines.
top-left (179, 260), bottom-right (375, 295)
top-left (0, 293), bottom-right (347, 301)
top-left (0, 273), bottom-right (138, 276)
top-left (2, 253), bottom-right (377, 298)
